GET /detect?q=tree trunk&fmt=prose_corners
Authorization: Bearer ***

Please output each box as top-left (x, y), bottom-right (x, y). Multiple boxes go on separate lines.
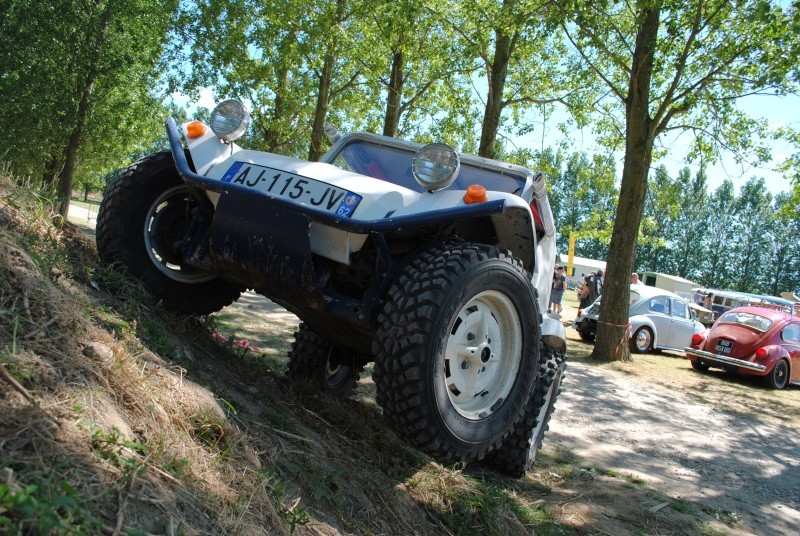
top-left (592, 3), bottom-right (661, 362)
top-left (308, 52), bottom-right (334, 162)
top-left (382, 50), bottom-right (404, 137)
top-left (262, 32), bottom-right (297, 153)
top-left (263, 62), bottom-right (291, 152)
top-left (55, 3), bottom-right (112, 218)
top-left (478, 28), bottom-right (512, 159)
top-left (41, 153), bottom-right (61, 192)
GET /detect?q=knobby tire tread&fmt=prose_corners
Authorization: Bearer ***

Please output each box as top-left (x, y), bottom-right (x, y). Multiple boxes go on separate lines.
top-left (288, 323), bottom-right (362, 399)
top-left (485, 347), bottom-right (566, 477)
top-left (96, 152), bottom-right (241, 314)
top-left (372, 242), bottom-right (540, 463)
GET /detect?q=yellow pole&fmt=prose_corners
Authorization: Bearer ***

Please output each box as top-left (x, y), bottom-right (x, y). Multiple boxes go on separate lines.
top-left (567, 231), bottom-right (576, 276)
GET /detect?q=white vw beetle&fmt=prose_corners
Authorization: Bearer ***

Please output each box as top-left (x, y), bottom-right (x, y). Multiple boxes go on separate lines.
top-left (573, 284), bottom-right (706, 353)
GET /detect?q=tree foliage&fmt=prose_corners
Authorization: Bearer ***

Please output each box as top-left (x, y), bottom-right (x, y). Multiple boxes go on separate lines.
top-left (0, 0), bottom-right (177, 215)
top-left (556, 0), bottom-right (799, 361)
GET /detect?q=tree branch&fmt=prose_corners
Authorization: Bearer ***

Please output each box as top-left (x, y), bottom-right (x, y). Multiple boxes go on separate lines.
top-left (562, 23), bottom-right (626, 102)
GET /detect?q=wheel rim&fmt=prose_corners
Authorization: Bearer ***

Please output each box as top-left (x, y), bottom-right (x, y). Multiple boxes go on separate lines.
top-left (635, 329), bottom-right (651, 351)
top-left (143, 185), bottom-right (215, 283)
top-left (324, 348), bottom-right (352, 390)
top-left (444, 290), bottom-right (523, 420)
top-left (774, 360), bottom-right (788, 389)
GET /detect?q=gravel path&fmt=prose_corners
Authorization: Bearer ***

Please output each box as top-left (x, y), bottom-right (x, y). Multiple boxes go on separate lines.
top-left (548, 362), bottom-right (800, 536)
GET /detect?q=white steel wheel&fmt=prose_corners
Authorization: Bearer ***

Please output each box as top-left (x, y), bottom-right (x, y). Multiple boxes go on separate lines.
top-left (372, 242), bottom-right (541, 463)
top-left (444, 290), bottom-right (522, 419)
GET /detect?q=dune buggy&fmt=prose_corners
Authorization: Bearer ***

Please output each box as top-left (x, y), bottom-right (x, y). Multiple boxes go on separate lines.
top-left (97, 99), bottom-right (567, 472)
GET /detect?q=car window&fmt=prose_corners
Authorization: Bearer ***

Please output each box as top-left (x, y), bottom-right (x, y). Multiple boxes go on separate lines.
top-left (672, 299), bottom-right (687, 319)
top-left (782, 323), bottom-right (800, 343)
top-left (648, 297), bottom-right (670, 315)
top-left (629, 291), bottom-right (640, 305)
top-left (718, 311), bottom-right (773, 332)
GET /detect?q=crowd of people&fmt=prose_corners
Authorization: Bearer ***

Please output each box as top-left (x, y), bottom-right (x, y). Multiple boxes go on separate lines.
top-left (550, 268), bottom-right (647, 315)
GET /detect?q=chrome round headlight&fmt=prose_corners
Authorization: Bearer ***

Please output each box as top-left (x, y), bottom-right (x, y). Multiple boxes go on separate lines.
top-left (412, 143), bottom-right (460, 191)
top-left (209, 99), bottom-right (250, 142)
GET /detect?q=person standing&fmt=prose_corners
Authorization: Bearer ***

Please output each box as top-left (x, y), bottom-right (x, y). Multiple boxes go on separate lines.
top-left (550, 266), bottom-right (567, 315)
top-left (703, 292), bottom-right (714, 310)
top-left (631, 272), bottom-right (643, 285)
top-left (579, 275), bottom-right (594, 308)
top-left (592, 269), bottom-right (604, 298)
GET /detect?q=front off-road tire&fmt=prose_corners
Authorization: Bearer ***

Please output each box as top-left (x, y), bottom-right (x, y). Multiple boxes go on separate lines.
top-left (486, 346), bottom-right (566, 477)
top-left (288, 323), bottom-right (364, 399)
top-left (97, 151), bottom-right (242, 314)
top-left (373, 243), bottom-right (541, 463)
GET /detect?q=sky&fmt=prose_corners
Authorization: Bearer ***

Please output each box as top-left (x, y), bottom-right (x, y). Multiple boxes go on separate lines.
top-left (515, 93), bottom-right (798, 197)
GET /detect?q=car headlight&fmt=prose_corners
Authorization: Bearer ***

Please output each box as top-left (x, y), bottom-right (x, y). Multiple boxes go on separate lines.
top-left (412, 143), bottom-right (460, 191)
top-left (209, 99), bottom-right (250, 142)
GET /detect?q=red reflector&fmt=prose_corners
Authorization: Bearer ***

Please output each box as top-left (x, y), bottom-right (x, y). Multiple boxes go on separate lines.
top-left (755, 347), bottom-right (767, 359)
top-left (691, 334), bottom-right (702, 346)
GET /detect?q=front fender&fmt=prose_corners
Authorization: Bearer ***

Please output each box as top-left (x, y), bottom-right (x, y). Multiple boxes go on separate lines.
top-left (629, 315), bottom-right (657, 339)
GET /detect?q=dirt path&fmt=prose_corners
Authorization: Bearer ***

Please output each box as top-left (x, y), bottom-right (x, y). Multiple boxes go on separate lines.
top-left (548, 362), bottom-right (800, 535)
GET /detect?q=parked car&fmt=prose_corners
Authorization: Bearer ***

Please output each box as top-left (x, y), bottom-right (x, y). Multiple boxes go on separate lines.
top-left (573, 285), bottom-right (706, 353)
top-left (685, 306), bottom-right (800, 389)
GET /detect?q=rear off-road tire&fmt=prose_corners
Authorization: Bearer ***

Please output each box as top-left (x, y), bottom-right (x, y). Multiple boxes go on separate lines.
top-left (577, 329), bottom-right (595, 342)
top-left (96, 151), bottom-right (242, 314)
top-left (485, 346), bottom-right (566, 477)
top-left (288, 323), bottom-right (364, 399)
top-left (372, 243), bottom-right (541, 463)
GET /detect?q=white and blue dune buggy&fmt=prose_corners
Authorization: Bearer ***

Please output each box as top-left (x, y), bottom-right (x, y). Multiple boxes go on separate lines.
top-left (97, 99), bottom-right (567, 476)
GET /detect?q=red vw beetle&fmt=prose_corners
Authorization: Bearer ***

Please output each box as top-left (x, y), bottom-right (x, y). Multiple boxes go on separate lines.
top-left (685, 306), bottom-right (800, 389)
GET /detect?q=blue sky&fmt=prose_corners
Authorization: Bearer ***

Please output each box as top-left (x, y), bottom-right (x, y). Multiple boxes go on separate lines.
top-left (515, 93), bottom-right (798, 197)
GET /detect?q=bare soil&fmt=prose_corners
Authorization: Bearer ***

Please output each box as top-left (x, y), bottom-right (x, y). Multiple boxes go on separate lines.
top-left (216, 292), bottom-right (800, 536)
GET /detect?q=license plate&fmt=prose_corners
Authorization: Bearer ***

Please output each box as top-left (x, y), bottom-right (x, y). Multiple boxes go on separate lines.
top-left (220, 162), bottom-right (362, 218)
top-left (715, 339), bottom-right (733, 354)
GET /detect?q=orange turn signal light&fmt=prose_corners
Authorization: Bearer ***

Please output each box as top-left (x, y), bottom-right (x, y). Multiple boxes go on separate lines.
top-left (186, 121), bottom-right (207, 139)
top-left (464, 184), bottom-right (487, 204)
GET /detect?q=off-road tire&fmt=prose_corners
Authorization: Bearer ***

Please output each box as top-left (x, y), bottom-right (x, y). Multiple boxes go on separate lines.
top-left (690, 360), bottom-right (710, 373)
top-left (630, 326), bottom-right (653, 354)
top-left (96, 151), bottom-right (242, 314)
top-left (372, 243), bottom-right (541, 463)
top-left (486, 346), bottom-right (566, 477)
top-left (288, 323), bottom-right (364, 399)
top-left (765, 359), bottom-right (789, 390)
